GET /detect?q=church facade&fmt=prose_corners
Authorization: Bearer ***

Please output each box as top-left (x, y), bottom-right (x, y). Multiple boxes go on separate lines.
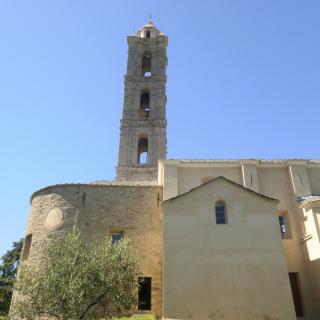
top-left (14, 21), bottom-right (320, 320)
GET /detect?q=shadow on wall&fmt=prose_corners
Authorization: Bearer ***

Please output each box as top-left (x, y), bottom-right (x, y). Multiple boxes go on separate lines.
top-left (307, 258), bottom-right (320, 316)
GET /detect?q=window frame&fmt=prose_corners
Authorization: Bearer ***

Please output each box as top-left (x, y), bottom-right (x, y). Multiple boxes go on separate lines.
top-left (139, 90), bottom-right (150, 120)
top-left (215, 201), bottom-right (227, 225)
top-left (137, 135), bottom-right (148, 165)
top-left (138, 276), bottom-right (152, 310)
top-left (278, 210), bottom-right (291, 239)
top-left (141, 52), bottom-right (152, 77)
top-left (111, 232), bottom-right (124, 244)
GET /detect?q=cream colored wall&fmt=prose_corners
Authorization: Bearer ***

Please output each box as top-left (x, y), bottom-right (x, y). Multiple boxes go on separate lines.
top-left (163, 178), bottom-right (296, 320)
top-left (257, 167), bottom-right (317, 319)
top-left (302, 205), bottom-right (320, 261)
top-left (177, 167), bottom-right (242, 196)
top-left (307, 168), bottom-right (320, 195)
top-left (300, 202), bottom-right (320, 317)
top-left (159, 160), bottom-right (320, 319)
top-left (158, 163), bottom-right (243, 200)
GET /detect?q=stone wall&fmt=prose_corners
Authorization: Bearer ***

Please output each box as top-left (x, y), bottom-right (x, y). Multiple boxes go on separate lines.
top-left (13, 183), bottom-right (163, 318)
top-left (116, 26), bottom-right (168, 181)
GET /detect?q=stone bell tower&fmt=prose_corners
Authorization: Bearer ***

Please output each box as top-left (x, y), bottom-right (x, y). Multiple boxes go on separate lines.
top-left (116, 21), bottom-right (168, 181)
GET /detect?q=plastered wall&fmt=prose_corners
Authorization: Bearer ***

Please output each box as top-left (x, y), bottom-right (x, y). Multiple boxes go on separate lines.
top-left (160, 160), bottom-right (320, 319)
top-left (163, 178), bottom-right (296, 320)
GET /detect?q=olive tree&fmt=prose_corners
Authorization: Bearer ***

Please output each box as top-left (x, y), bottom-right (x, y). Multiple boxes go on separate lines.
top-left (0, 239), bottom-right (23, 316)
top-left (12, 227), bottom-right (140, 320)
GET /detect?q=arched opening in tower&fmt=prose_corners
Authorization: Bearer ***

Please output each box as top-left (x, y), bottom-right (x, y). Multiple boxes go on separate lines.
top-left (142, 52), bottom-right (152, 77)
top-left (138, 136), bottom-right (148, 165)
top-left (21, 234), bottom-right (32, 261)
top-left (140, 91), bottom-right (150, 119)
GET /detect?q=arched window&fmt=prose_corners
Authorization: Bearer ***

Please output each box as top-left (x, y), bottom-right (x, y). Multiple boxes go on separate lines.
top-left (142, 52), bottom-right (152, 77)
top-left (215, 201), bottom-right (227, 224)
top-left (140, 91), bottom-right (150, 119)
top-left (138, 136), bottom-right (148, 165)
top-left (145, 30), bottom-right (151, 38)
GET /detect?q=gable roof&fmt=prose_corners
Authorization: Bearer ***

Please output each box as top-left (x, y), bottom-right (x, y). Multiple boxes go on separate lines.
top-left (164, 176), bottom-right (278, 203)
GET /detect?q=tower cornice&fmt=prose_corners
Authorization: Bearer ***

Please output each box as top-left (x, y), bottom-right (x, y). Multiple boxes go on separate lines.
top-left (127, 35), bottom-right (168, 46)
top-left (120, 119), bottom-right (167, 128)
top-left (125, 75), bottom-right (167, 84)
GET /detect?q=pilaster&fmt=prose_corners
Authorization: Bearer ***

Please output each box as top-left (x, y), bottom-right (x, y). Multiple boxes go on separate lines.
top-left (241, 162), bottom-right (260, 193)
top-left (288, 164), bottom-right (312, 197)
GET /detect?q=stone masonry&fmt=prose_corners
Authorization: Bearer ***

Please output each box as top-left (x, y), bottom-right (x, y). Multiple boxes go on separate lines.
top-left (13, 182), bottom-right (163, 318)
top-left (116, 21), bottom-right (168, 181)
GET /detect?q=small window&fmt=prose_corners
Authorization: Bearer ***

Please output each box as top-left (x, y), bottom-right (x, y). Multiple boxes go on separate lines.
top-left (140, 91), bottom-right (150, 120)
top-left (146, 30), bottom-right (151, 38)
top-left (278, 213), bottom-right (291, 239)
top-left (279, 216), bottom-right (286, 238)
top-left (21, 234), bottom-right (32, 261)
top-left (142, 52), bottom-right (152, 77)
top-left (215, 201), bottom-right (227, 224)
top-left (137, 136), bottom-right (148, 165)
top-left (139, 152), bottom-right (148, 164)
top-left (111, 232), bottom-right (123, 244)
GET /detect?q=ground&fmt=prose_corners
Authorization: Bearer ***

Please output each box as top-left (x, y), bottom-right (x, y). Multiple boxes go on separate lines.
top-left (116, 317), bottom-right (155, 320)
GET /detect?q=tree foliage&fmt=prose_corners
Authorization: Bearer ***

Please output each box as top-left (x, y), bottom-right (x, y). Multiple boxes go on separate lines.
top-left (12, 227), bottom-right (140, 320)
top-left (0, 239), bottom-right (23, 316)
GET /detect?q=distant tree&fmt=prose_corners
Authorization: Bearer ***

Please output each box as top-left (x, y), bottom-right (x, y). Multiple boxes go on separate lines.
top-left (12, 227), bottom-right (140, 320)
top-left (0, 239), bottom-right (23, 316)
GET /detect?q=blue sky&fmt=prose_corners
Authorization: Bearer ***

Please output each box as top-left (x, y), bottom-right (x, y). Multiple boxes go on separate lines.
top-left (1, 0), bottom-right (320, 256)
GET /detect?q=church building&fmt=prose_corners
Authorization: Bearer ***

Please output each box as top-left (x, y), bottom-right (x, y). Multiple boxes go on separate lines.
top-left (15, 21), bottom-right (320, 320)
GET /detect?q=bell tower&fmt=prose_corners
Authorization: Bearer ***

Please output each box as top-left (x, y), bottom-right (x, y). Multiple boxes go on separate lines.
top-left (116, 21), bottom-right (168, 181)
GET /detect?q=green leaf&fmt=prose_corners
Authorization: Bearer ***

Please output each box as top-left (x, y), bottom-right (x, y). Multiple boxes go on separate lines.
top-left (12, 227), bottom-right (140, 320)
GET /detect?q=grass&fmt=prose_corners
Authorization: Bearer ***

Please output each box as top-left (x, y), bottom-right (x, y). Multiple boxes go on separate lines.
top-left (0, 315), bottom-right (155, 320)
top-left (115, 317), bottom-right (155, 320)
